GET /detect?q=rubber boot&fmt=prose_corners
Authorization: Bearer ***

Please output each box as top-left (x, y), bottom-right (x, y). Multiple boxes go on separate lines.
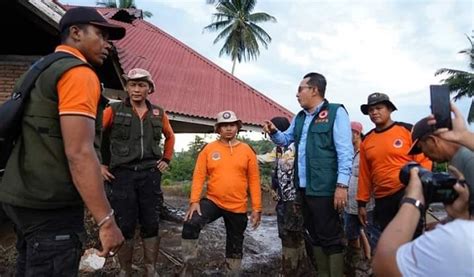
top-left (282, 244), bottom-right (309, 276)
top-left (313, 246), bottom-right (329, 277)
top-left (158, 192), bottom-right (184, 223)
top-left (160, 205), bottom-right (184, 223)
top-left (282, 246), bottom-right (298, 275)
top-left (178, 239), bottom-right (198, 277)
top-left (225, 258), bottom-right (242, 277)
top-left (344, 246), bottom-right (362, 277)
top-left (328, 252), bottom-right (344, 277)
top-left (118, 239), bottom-right (134, 277)
top-left (143, 236), bottom-right (160, 277)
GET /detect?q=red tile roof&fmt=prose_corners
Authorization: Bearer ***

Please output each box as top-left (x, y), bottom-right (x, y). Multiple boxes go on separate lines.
top-left (69, 6), bottom-right (294, 126)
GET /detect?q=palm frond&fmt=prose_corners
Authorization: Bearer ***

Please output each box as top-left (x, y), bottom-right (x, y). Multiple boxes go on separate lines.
top-left (242, 0), bottom-right (256, 14)
top-left (96, 0), bottom-right (117, 7)
top-left (206, 0), bottom-right (276, 73)
top-left (206, 0), bottom-right (229, 4)
top-left (204, 19), bottom-right (232, 32)
top-left (118, 0), bottom-right (134, 8)
top-left (248, 12), bottom-right (277, 23)
top-left (216, 1), bottom-right (238, 15)
top-left (143, 11), bottom-right (153, 18)
top-left (249, 23), bottom-right (272, 44)
top-left (438, 73), bottom-right (474, 100)
top-left (435, 68), bottom-right (471, 76)
top-left (212, 24), bottom-right (235, 44)
top-left (212, 13), bottom-right (233, 23)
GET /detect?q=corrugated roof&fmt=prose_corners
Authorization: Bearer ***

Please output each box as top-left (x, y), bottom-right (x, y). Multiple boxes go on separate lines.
top-left (74, 6), bottom-right (294, 126)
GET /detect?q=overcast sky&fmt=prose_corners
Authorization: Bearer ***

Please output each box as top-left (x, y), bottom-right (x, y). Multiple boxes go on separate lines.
top-left (66, 0), bottom-right (473, 150)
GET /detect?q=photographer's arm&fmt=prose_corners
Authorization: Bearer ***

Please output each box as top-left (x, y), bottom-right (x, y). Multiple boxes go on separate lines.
top-left (373, 168), bottom-right (424, 277)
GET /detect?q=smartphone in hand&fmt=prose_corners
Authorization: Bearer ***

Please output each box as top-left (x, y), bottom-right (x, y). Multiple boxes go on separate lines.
top-left (430, 85), bottom-right (452, 130)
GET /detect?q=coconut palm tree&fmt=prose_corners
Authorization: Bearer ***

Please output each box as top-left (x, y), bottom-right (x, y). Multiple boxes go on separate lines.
top-left (204, 0), bottom-right (276, 74)
top-left (96, 0), bottom-right (152, 18)
top-left (435, 34), bottom-right (474, 122)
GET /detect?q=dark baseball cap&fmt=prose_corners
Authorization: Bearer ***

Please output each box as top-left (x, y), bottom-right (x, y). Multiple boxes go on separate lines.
top-left (360, 92), bottom-right (398, 115)
top-left (59, 7), bottom-right (126, 40)
top-left (408, 117), bottom-right (434, 155)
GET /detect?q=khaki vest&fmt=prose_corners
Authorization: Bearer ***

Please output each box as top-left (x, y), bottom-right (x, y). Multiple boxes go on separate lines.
top-left (108, 100), bottom-right (164, 170)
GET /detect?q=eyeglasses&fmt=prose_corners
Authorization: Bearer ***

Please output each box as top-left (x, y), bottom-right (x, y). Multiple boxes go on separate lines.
top-left (298, 86), bottom-right (314, 93)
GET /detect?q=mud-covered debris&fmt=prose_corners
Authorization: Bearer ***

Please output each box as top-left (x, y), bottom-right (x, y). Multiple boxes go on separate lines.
top-left (79, 248), bottom-right (106, 272)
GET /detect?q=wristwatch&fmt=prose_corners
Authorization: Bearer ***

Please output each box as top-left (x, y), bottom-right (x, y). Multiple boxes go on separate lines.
top-left (400, 197), bottom-right (425, 214)
top-left (336, 184), bottom-right (348, 189)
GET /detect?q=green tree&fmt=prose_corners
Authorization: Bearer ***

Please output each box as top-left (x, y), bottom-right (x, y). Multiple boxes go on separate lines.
top-left (187, 136), bottom-right (207, 160)
top-left (239, 136), bottom-right (274, 182)
top-left (96, 0), bottom-right (153, 18)
top-left (204, 0), bottom-right (276, 74)
top-left (163, 135), bottom-right (274, 184)
top-left (164, 152), bottom-right (195, 182)
top-left (162, 135), bottom-right (208, 183)
top-left (435, 34), bottom-right (474, 122)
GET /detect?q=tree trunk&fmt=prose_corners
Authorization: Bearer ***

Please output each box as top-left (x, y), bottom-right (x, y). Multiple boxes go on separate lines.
top-left (468, 100), bottom-right (473, 123)
top-left (231, 59), bottom-right (236, 75)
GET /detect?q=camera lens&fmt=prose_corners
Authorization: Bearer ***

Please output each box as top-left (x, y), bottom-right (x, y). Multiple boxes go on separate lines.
top-left (399, 161), bottom-right (459, 204)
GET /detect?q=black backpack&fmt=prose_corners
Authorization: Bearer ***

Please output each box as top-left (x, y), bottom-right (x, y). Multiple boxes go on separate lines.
top-left (0, 52), bottom-right (74, 176)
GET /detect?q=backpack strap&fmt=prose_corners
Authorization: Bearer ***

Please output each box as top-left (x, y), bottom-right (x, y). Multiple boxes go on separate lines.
top-left (12, 52), bottom-right (75, 101)
top-left (0, 52), bottom-right (77, 173)
top-left (0, 52), bottom-right (76, 136)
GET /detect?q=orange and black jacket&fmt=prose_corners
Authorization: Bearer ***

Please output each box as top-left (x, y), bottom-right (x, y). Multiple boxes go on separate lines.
top-left (356, 122), bottom-right (432, 207)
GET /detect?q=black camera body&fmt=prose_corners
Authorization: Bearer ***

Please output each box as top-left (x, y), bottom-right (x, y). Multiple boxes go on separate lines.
top-left (399, 162), bottom-right (458, 205)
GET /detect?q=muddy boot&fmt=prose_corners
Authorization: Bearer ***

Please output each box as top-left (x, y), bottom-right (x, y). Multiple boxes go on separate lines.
top-left (158, 192), bottom-right (184, 223)
top-left (346, 246), bottom-right (363, 277)
top-left (178, 239), bottom-right (198, 277)
top-left (118, 240), bottom-right (134, 277)
top-left (225, 258), bottom-right (242, 277)
top-left (328, 252), bottom-right (344, 277)
top-left (143, 236), bottom-right (160, 277)
top-left (160, 205), bottom-right (184, 223)
top-left (313, 246), bottom-right (329, 277)
top-left (281, 246), bottom-right (303, 276)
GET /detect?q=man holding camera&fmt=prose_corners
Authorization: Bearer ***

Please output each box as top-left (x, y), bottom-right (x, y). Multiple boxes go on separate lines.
top-left (373, 104), bottom-right (474, 276)
top-left (408, 107), bottom-right (474, 197)
top-left (373, 165), bottom-right (473, 276)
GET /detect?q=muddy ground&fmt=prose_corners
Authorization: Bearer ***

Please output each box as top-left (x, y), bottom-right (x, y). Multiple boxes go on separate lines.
top-left (0, 185), bottom-right (375, 276)
top-left (0, 185), bottom-right (289, 276)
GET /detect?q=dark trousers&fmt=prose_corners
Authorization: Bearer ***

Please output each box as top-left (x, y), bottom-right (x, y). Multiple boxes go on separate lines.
top-left (2, 204), bottom-right (84, 277)
top-left (276, 200), bottom-right (305, 247)
top-left (374, 188), bottom-right (405, 231)
top-left (106, 167), bottom-right (162, 239)
top-left (301, 193), bottom-right (345, 254)
top-left (373, 188), bottom-right (422, 243)
top-left (181, 198), bottom-right (248, 259)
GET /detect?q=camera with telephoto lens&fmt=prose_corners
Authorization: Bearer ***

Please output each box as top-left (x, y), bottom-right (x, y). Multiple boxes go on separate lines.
top-left (399, 162), bottom-right (458, 205)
